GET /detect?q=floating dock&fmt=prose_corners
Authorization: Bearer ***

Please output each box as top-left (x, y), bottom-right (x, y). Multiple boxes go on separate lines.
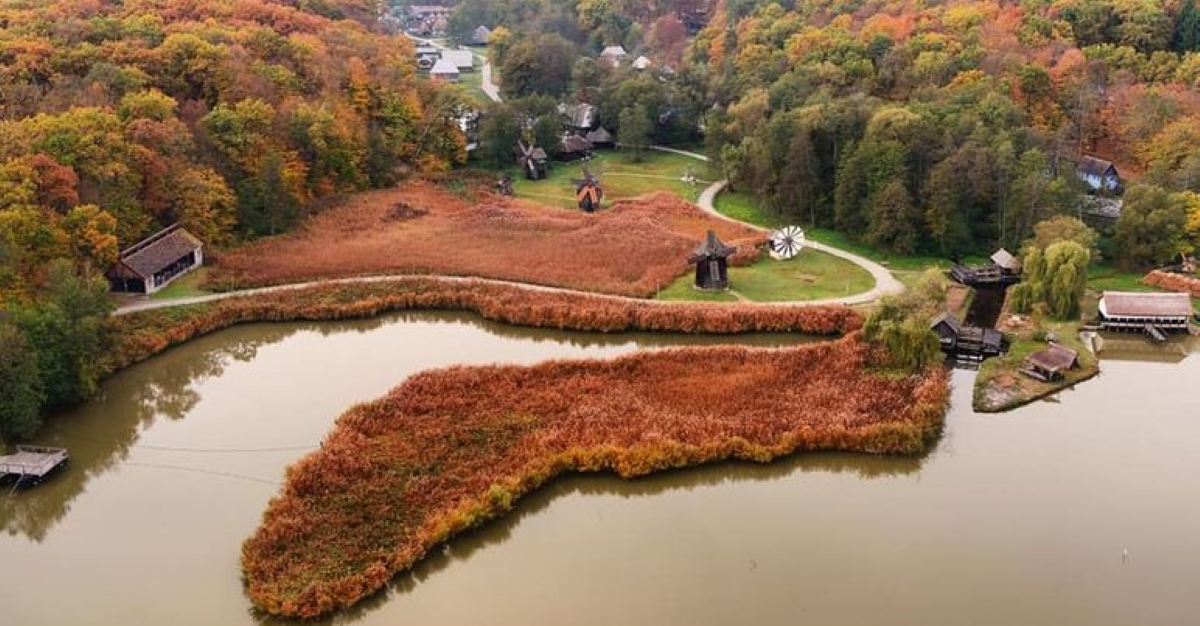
top-left (0, 445), bottom-right (68, 486)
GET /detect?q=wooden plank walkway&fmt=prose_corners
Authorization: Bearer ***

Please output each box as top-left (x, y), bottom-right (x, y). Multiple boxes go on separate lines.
top-left (0, 445), bottom-right (68, 484)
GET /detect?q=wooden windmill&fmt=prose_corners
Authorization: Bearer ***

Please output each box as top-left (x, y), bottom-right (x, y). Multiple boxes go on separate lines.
top-left (516, 140), bottom-right (548, 180)
top-left (573, 165), bottom-right (604, 213)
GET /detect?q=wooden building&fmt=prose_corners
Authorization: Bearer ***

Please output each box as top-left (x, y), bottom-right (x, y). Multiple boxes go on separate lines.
top-left (558, 134), bottom-right (593, 161)
top-left (429, 58), bottom-right (460, 81)
top-left (1021, 343), bottom-right (1080, 382)
top-left (1075, 156), bottom-right (1123, 194)
top-left (950, 249), bottom-right (1022, 286)
top-left (1098, 291), bottom-right (1192, 337)
top-left (584, 127), bottom-right (615, 148)
top-left (107, 225), bottom-right (203, 295)
top-left (470, 25), bottom-right (491, 46)
top-left (930, 312), bottom-right (1004, 359)
top-left (690, 230), bottom-right (735, 291)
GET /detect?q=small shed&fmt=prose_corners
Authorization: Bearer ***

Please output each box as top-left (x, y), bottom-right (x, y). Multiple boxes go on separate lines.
top-left (1021, 343), bottom-right (1080, 382)
top-left (690, 230), bottom-right (736, 291)
top-left (429, 58), bottom-right (460, 81)
top-left (632, 55), bottom-right (652, 70)
top-left (470, 25), bottom-right (491, 46)
top-left (107, 225), bottom-right (203, 295)
top-left (441, 49), bottom-right (474, 71)
top-left (1076, 156), bottom-right (1122, 194)
top-left (1098, 291), bottom-right (1192, 332)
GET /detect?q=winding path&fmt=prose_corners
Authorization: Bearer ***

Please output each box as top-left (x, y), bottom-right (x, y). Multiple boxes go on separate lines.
top-left (117, 130), bottom-right (901, 315)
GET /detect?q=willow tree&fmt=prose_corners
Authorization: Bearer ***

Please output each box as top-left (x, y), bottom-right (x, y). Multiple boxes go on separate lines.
top-left (1009, 240), bottom-right (1089, 319)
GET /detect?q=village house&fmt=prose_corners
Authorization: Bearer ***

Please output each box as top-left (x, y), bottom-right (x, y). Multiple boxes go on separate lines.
top-left (1075, 155), bottom-right (1123, 194)
top-left (429, 58), bottom-right (460, 81)
top-left (599, 45), bottom-right (628, 67)
top-left (470, 25), bottom-right (491, 46)
top-left (440, 49), bottom-right (475, 72)
top-left (632, 55), bottom-right (652, 70)
top-left (107, 225), bottom-right (203, 295)
top-left (1098, 291), bottom-right (1192, 338)
top-left (559, 102), bottom-right (600, 133)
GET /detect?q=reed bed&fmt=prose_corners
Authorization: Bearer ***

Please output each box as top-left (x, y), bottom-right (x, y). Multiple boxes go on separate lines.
top-left (207, 184), bottom-right (764, 297)
top-left (241, 334), bottom-right (949, 618)
top-left (108, 278), bottom-right (862, 372)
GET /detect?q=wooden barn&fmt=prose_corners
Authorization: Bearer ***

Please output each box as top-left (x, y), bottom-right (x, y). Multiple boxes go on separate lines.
top-left (690, 230), bottom-right (735, 291)
top-left (1098, 291), bottom-right (1192, 339)
top-left (107, 225), bottom-right (203, 295)
top-left (1021, 343), bottom-right (1080, 382)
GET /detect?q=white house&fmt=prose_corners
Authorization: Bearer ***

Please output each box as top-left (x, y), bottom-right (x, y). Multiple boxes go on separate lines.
top-left (1075, 156), bottom-right (1123, 194)
top-left (632, 55), bottom-right (652, 70)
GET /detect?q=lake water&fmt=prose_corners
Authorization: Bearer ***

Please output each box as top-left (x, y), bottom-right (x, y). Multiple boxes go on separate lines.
top-left (1, 312), bottom-right (1197, 625)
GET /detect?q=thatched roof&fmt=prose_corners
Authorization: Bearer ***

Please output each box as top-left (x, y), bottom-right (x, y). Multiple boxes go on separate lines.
top-left (1076, 155), bottom-right (1117, 178)
top-left (690, 230), bottom-right (735, 260)
top-left (991, 248), bottom-right (1020, 271)
top-left (585, 127), bottom-right (615, 145)
top-left (560, 135), bottom-right (593, 154)
top-left (471, 25), bottom-right (491, 45)
top-left (1100, 291), bottom-right (1192, 318)
top-left (559, 103), bottom-right (599, 130)
top-left (1026, 343), bottom-right (1079, 373)
top-left (113, 226), bottom-right (202, 279)
top-left (429, 58), bottom-right (459, 76)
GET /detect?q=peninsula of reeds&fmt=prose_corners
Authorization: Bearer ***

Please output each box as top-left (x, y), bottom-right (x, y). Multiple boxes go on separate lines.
top-left (241, 334), bottom-right (949, 618)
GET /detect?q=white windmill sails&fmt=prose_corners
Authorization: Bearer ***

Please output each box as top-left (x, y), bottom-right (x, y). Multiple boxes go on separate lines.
top-left (768, 226), bottom-right (806, 260)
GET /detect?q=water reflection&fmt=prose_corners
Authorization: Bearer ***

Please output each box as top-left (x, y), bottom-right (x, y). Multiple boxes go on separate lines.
top-left (1, 310), bottom-right (807, 542)
top-left (328, 451), bottom-right (926, 624)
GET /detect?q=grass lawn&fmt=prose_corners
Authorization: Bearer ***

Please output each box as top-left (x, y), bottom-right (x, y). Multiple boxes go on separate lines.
top-left (1086, 264), bottom-right (1156, 293)
top-left (491, 150), bottom-right (719, 210)
top-left (150, 267), bottom-right (211, 299)
top-left (657, 249), bottom-right (874, 302)
top-left (713, 190), bottom-right (973, 287)
top-left (974, 319), bottom-right (1099, 412)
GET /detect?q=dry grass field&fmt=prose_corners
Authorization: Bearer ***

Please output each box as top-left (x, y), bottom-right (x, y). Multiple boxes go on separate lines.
top-left (208, 183), bottom-right (764, 297)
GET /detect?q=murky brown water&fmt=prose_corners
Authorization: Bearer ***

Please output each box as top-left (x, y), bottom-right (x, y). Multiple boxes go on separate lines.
top-left (2, 315), bottom-right (1197, 625)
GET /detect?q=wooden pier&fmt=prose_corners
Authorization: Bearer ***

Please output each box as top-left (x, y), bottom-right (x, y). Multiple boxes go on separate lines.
top-left (0, 445), bottom-right (68, 486)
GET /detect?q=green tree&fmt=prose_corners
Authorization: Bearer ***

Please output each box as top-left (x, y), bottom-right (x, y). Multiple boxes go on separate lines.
top-left (617, 104), bottom-right (653, 162)
top-left (498, 33), bottom-right (576, 99)
top-left (13, 260), bottom-right (113, 408)
top-left (866, 180), bottom-right (920, 254)
top-left (1173, 0), bottom-right (1200, 52)
top-left (1009, 240), bottom-right (1089, 319)
top-left (0, 320), bottom-right (44, 441)
top-left (479, 102), bottom-right (521, 169)
top-left (1028, 215), bottom-right (1099, 259)
top-left (1114, 184), bottom-right (1189, 267)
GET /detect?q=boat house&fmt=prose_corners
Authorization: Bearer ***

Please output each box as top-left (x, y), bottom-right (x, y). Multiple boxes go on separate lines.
top-left (1098, 291), bottom-right (1192, 339)
top-left (107, 225), bottom-right (203, 295)
top-left (930, 312), bottom-right (1004, 360)
top-left (1021, 343), bottom-right (1080, 382)
top-left (1076, 156), bottom-right (1123, 194)
top-left (690, 230), bottom-right (735, 291)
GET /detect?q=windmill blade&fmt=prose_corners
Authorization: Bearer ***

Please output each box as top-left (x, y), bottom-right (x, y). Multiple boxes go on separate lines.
top-left (769, 226), bottom-right (806, 260)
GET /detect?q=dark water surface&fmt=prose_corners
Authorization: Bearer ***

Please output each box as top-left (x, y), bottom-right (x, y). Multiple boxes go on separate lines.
top-left (1, 313), bottom-right (1197, 625)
